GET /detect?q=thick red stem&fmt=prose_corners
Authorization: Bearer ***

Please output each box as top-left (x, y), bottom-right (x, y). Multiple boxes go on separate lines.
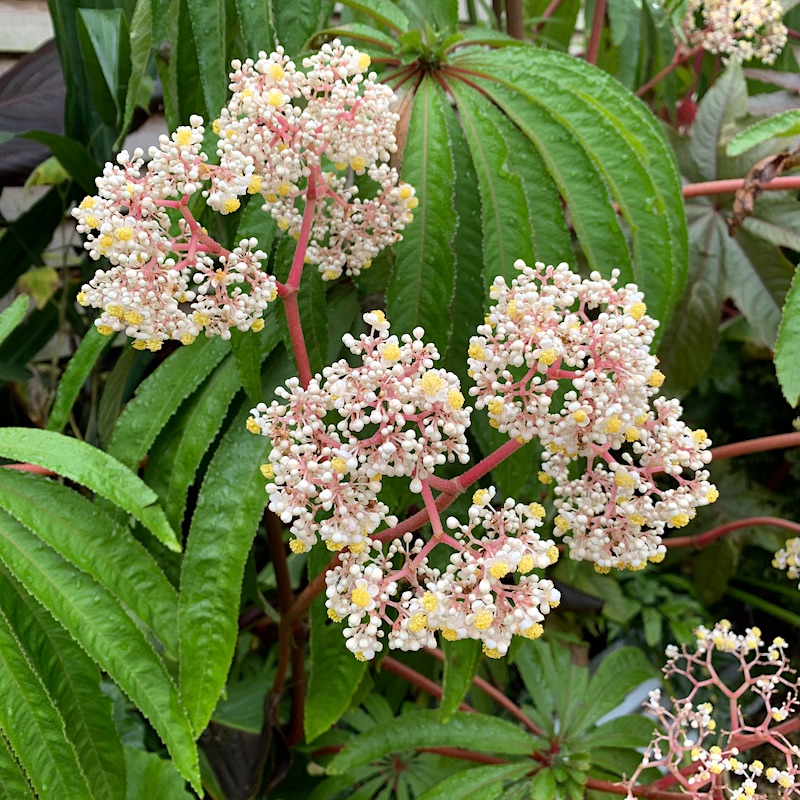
top-left (710, 431), bottom-right (800, 461)
top-left (585, 0), bottom-right (606, 65)
top-left (683, 176), bottom-right (800, 198)
top-left (381, 656), bottom-right (477, 713)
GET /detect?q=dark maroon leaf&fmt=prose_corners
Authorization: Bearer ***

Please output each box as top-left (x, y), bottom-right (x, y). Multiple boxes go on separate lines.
top-left (0, 41), bottom-right (65, 186)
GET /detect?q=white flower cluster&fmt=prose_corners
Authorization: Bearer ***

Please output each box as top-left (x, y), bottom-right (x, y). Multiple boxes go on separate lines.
top-left (214, 40), bottom-right (417, 279)
top-left (468, 260), bottom-right (718, 570)
top-left (773, 537), bottom-right (800, 588)
top-left (683, 0), bottom-right (787, 63)
top-left (247, 312), bottom-right (471, 552)
top-left (324, 488), bottom-right (561, 660)
top-left (73, 118), bottom-right (277, 348)
top-left (627, 621), bottom-right (799, 799)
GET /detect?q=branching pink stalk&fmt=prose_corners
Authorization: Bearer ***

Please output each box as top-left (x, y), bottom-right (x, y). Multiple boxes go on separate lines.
top-left (636, 45), bottom-right (699, 97)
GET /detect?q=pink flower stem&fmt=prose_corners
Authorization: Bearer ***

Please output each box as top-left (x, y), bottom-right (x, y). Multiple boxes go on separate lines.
top-left (278, 170), bottom-right (319, 388)
top-left (664, 516), bottom-right (800, 550)
top-left (420, 479), bottom-right (445, 536)
top-left (684, 176), bottom-right (800, 198)
top-left (710, 431), bottom-right (800, 460)
top-left (434, 438), bottom-right (525, 496)
top-left (381, 656), bottom-right (477, 713)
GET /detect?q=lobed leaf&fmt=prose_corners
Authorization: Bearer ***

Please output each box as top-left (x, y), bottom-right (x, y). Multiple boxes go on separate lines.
top-left (0, 429), bottom-right (180, 552)
top-left (448, 82), bottom-right (535, 293)
top-left (455, 48), bottom-right (686, 325)
top-left (0, 470), bottom-right (179, 655)
top-left (47, 327), bottom-right (114, 433)
top-left (0, 509), bottom-right (201, 792)
top-left (305, 546), bottom-right (367, 742)
top-left (0, 603), bottom-right (91, 799)
top-left (776, 266), bottom-right (800, 406)
top-left (327, 710), bottom-right (533, 774)
top-left (387, 77), bottom-right (457, 353)
top-left (0, 574), bottom-right (126, 800)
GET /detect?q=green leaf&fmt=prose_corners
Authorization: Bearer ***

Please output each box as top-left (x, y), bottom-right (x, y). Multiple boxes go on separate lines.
top-left (236, 195), bottom-right (278, 252)
top-left (77, 8), bottom-right (131, 129)
top-left (0, 604), bottom-right (91, 799)
top-left (449, 82), bottom-right (535, 292)
top-left (0, 574), bottom-right (126, 800)
top-left (0, 188), bottom-right (67, 298)
top-left (305, 546), bottom-right (367, 742)
top-left (0, 732), bottom-right (34, 798)
top-left (124, 746), bottom-right (192, 799)
top-left (230, 328), bottom-right (263, 403)
top-left (118, 0), bottom-right (153, 148)
top-left (727, 109), bottom-right (800, 157)
top-left (387, 77), bottom-right (457, 353)
top-left (642, 606), bottom-right (663, 648)
top-left (144, 356), bottom-right (241, 529)
top-left (743, 193), bottom-right (800, 253)
top-left (0, 509), bottom-right (201, 792)
top-left (576, 715), bottom-right (655, 750)
top-left (417, 763), bottom-right (531, 800)
top-left (528, 768), bottom-right (557, 800)
top-left (439, 638), bottom-right (480, 723)
top-left (185, 0), bottom-right (226, 120)
top-left (274, 0), bottom-right (330, 54)
top-left (178, 380), bottom-right (290, 734)
top-left (327, 710), bottom-right (534, 774)
top-left (0, 470), bottom-right (179, 655)
top-left (575, 647), bottom-right (655, 733)
top-left (657, 205), bottom-right (725, 395)
top-left (455, 48), bottom-right (687, 325)
top-left (0, 428), bottom-right (181, 552)
top-left (312, 23), bottom-right (398, 51)
top-left (725, 585), bottom-right (800, 629)
top-left (776, 266), bottom-right (800, 405)
top-left (724, 228), bottom-right (794, 347)
top-left (234, 0), bottom-right (275, 55)
top-left (20, 131), bottom-right (101, 195)
top-left (108, 336), bottom-right (229, 468)
top-left (47, 327), bottom-right (114, 433)
top-left (336, 0), bottom-right (409, 32)
top-left (690, 61), bottom-right (747, 182)
top-left (0, 295), bottom-right (29, 348)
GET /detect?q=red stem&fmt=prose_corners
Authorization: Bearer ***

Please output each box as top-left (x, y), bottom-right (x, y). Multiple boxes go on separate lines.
top-left (426, 648), bottom-right (544, 737)
top-left (709, 431), bottom-right (800, 460)
top-left (282, 292), bottom-right (313, 388)
top-left (417, 747), bottom-right (509, 765)
top-left (381, 656), bottom-right (477, 713)
top-left (683, 176), bottom-right (800, 198)
top-left (268, 512), bottom-right (296, 694)
top-left (664, 516), bottom-right (800, 550)
top-left (534, 0), bottom-right (566, 39)
top-left (636, 46), bottom-right (697, 98)
top-left (585, 0), bottom-right (606, 66)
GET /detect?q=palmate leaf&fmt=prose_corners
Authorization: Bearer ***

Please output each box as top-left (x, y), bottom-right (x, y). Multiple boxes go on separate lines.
top-left (0, 470), bottom-right (178, 655)
top-left (449, 48), bottom-right (687, 326)
top-left (0, 509), bottom-right (201, 792)
top-left (327, 710), bottom-right (534, 774)
top-left (387, 77), bottom-right (457, 353)
top-left (0, 574), bottom-right (126, 800)
top-left (0, 429), bottom-right (180, 552)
